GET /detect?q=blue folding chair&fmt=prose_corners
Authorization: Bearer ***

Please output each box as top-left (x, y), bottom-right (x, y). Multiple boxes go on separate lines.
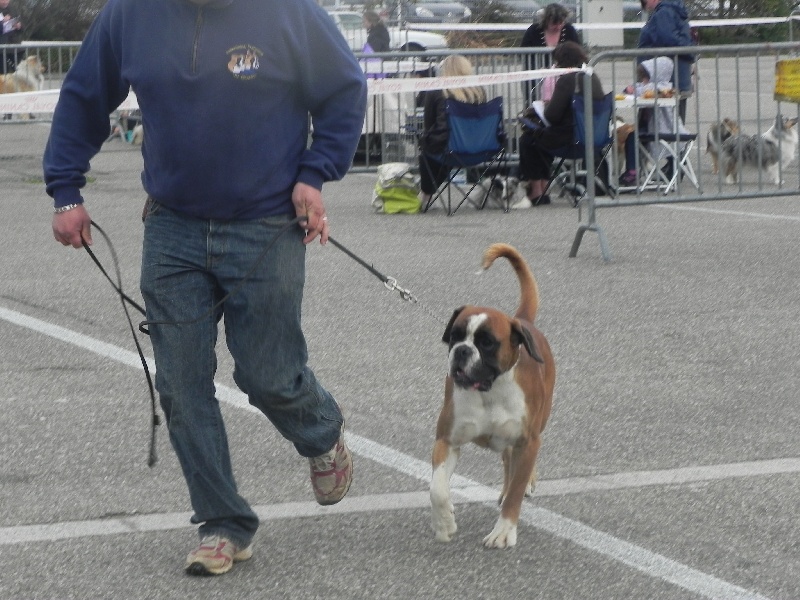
top-left (421, 96), bottom-right (507, 215)
top-left (542, 91), bottom-right (615, 206)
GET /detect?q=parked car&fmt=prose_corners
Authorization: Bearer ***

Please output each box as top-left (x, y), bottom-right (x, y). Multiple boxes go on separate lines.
top-left (462, 0), bottom-right (542, 23)
top-left (559, 0), bottom-right (643, 22)
top-left (383, 0), bottom-right (472, 24)
top-left (500, 0), bottom-right (543, 22)
top-left (327, 10), bottom-right (450, 51)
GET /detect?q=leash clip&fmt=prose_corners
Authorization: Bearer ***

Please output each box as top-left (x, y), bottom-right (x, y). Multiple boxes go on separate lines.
top-left (384, 276), bottom-right (417, 303)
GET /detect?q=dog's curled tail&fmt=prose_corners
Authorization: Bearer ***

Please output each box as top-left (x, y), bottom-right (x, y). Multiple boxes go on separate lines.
top-left (482, 243), bottom-right (539, 322)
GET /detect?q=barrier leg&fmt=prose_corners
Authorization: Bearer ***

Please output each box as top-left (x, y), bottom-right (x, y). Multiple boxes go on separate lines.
top-left (569, 195), bottom-right (612, 261)
top-left (570, 223), bottom-right (612, 261)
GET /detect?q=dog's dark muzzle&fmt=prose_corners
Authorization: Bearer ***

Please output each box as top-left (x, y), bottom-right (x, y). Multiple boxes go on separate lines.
top-left (450, 345), bottom-right (498, 391)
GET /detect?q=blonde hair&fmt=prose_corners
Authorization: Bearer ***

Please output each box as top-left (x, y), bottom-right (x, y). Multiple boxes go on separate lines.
top-left (438, 55), bottom-right (486, 104)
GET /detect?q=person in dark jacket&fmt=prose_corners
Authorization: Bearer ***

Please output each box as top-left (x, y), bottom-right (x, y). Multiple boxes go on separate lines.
top-left (363, 9), bottom-right (390, 53)
top-left (0, 0), bottom-right (23, 73)
top-left (520, 3), bottom-right (580, 101)
top-left (521, 3), bottom-right (580, 52)
top-left (518, 41), bottom-right (604, 205)
top-left (637, 0), bottom-right (694, 121)
top-left (417, 54), bottom-right (487, 208)
top-left (45, 0), bottom-right (367, 577)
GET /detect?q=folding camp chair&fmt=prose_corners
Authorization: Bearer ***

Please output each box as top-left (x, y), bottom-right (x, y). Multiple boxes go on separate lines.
top-left (637, 131), bottom-right (699, 194)
top-left (541, 91), bottom-right (615, 206)
top-left (421, 96), bottom-right (507, 215)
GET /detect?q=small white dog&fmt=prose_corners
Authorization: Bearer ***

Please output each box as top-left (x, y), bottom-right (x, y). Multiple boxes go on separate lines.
top-left (721, 115), bottom-right (798, 185)
top-left (464, 176), bottom-right (520, 210)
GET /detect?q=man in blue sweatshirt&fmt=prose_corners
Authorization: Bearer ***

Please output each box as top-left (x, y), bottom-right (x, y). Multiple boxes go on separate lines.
top-left (44, 0), bottom-right (367, 576)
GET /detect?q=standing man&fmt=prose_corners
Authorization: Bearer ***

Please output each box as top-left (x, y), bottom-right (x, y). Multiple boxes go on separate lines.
top-left (0, 0), bottom-right (23, 74)
top-left (637, 0), bottom-right (694, 121)
top-left (44, 0), bottom-right (367, 577)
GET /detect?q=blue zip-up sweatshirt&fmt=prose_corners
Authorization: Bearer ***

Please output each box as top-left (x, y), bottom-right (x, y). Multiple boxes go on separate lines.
top-left (43, 0), bottom-right (368, 220)
top-left (637, 0), bottom-right (694, 93)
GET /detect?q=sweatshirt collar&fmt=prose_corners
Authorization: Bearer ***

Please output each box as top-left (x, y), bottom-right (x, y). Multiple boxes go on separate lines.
top-left (183, 0), bottom-right (234, 8)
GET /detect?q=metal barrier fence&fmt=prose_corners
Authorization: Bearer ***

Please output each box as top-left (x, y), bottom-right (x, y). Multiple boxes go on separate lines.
top-left (5, 40), bottom-right (800, 262)
top-left (0, 42), bottom-right (554, 167)
top-left (351, 46), bottom-right (554, 169)
top-left (574, 42), bottom-right (800, 261)
top-left (1, 41), bottom-right (78, 89)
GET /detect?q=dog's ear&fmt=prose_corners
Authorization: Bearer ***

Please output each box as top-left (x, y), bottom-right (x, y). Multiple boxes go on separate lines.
top-left (442, 307), bottom-right (465, 344)
top-left (511, 321), bottom-right (543, 363)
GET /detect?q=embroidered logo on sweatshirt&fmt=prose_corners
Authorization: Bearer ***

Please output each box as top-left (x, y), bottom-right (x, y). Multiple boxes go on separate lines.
top-left (227, 45), bottom-right (262, 80)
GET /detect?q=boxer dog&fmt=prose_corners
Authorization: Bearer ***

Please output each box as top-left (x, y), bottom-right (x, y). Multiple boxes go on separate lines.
top-left (430, 243), bottom-right (555, 549)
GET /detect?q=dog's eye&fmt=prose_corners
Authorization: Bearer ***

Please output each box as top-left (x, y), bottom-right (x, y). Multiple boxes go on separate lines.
top-left (449, 327), bottom-right (465, 344)
top-left (474, 332), bottom-right (497, 351)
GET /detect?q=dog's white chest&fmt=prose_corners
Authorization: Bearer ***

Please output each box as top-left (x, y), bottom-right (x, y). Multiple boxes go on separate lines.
top-left (450, 375), bottom-right (526, 451)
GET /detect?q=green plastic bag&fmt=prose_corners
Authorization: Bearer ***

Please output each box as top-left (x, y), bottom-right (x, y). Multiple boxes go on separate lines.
top-left (371, 163), bottom-right (421, 215)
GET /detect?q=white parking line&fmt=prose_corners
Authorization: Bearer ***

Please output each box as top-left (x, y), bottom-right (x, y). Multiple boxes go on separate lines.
top-left (655, 202), bottom-right (800, 222)
top-left (0, 306), bottom-right (773, 600)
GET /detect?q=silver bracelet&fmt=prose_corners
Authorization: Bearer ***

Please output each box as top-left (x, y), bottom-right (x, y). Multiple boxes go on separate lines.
top-left (53, 203), bottom-right (81, 214)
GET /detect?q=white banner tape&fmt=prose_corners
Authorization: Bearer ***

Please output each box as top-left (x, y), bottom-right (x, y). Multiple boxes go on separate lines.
top-left (408, 16), bottom-right (796, 31)
top-left (367, 67), bottom-right (579, 96)
top-left (0, 89), bottom-right (139, 115)
top-left (0, 68), bottom-right (578, 113)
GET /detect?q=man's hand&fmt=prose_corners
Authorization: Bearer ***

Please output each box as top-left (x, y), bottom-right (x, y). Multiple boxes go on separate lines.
top-left (52, 205), bottom-right (92, 248)
top-left (292, 182), bottom-right (329, 245)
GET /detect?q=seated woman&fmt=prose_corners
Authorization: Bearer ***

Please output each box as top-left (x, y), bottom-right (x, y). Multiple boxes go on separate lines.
top-left (618, 56), bottom-right (688, 187)
top-left (417, 54), bottom-right (487, 208)
top-left (518, 41), bottom-right (604, 205)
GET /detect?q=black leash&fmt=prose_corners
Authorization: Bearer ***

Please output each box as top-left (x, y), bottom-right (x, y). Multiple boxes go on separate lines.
top-left (137, 216), bottom-right (306, 334)
top-left (83, 216), bottom-right (421, 466)
top-left (82, 221), bottom-right (159, 467)
top-left (326, 236), bottom-right (418, 303)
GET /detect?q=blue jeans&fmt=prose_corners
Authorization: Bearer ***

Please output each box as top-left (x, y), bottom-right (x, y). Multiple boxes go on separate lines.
top-left (140, 200), bottom-right (343, 547)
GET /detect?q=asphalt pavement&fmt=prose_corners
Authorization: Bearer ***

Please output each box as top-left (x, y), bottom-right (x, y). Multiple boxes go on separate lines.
top-left (1, 121), bottom-right (799, 600)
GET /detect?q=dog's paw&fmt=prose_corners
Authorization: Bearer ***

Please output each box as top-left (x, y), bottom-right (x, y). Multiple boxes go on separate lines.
top-left (509, 197), bottom-right (532, 210)
top-left (724, 175), bottom-right (736, 184)
top-left (431, 503), bottom-right (457, 542)
top-left (482, 517), bottom-right (517, 549)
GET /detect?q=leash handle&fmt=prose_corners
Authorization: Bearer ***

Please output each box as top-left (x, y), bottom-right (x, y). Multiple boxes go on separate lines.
top-left (84, 221), bottom-right (160, 467)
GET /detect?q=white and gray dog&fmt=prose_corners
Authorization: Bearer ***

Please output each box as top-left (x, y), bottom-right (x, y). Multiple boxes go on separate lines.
top-left (465, 176), bottom-right (521, 209)
top-left (721, 115), bottom-right (798, 185)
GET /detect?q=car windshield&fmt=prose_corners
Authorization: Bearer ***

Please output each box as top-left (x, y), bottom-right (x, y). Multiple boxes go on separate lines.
top-left (338, 13), bottom-right (363, 30)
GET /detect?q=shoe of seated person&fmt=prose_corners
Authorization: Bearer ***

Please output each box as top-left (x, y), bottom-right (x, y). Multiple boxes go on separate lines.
top-left (419, 192), bottom-right (435, 211)
top-left (309, 432), bottom-right (353, 505)
top-left (533, 194), bottom-right (550, 205)
top-left (618, 170), bottom-right (637, 186)
top-left (185, 535), bottom-right (253, 576)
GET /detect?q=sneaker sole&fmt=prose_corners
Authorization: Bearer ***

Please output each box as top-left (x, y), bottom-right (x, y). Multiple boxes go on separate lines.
top-left (315, 452), bottom-right (354, 506)
top-left (185, 546), bottom-right (253, 577)
top-left (316, 471), bottom-right (353, 506)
